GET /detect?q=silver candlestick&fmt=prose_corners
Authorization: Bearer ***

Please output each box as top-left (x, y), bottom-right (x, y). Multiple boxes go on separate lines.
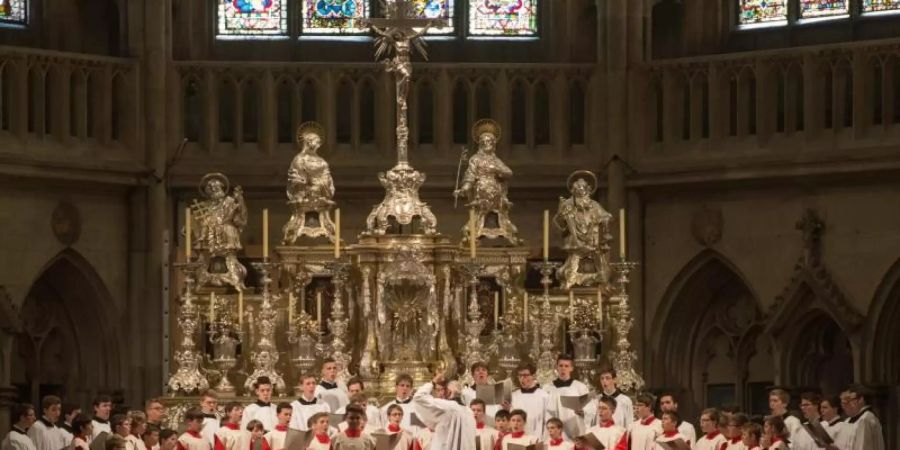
top-left (608, 260), bottom-right (643, 393)
top-left (244, 261), bottom-right (286, 394)
top-left (208, 292), bottom-right (242, 394)
top-left (168, 262), bottom-right (210, 394)
top-left (530, 261), bottom-right (561, 386)
top-left (326, 261), bottom-right (353, 383)
top-left (455, 259), bottom-right (485, 385)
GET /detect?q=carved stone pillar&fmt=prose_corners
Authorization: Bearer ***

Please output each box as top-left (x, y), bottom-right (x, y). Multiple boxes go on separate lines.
top-left (435, 69), bottom-right (452, 153)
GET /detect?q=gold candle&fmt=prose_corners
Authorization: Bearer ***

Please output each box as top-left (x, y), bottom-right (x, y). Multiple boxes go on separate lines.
top-left (238, 290), bottom-right (244, 328)
top-left (597, 288), bottom-right (603, 327)
top-left (569, 290), bottom-right (575, 320)
top-left (185, 207), bottom-right (191, 260)
top-left (288, 292), bottom-right (294, 324)
top-left (523, 292), bottom-right (529, 325)
top-left (263, 208), bottom-right (269, 259)
top-left (543, 210), bottom-right (549, 261)
top-left (619, 208), bottom-right (626, 260)
top-left (316, 292), bottom-right (323, 326)
top-left (469, 209), bottom-right (477, 259)
top-left (494, 292), bottom-right (500, 330)
top-left (334, 208), bottom-right (341, 259)
top-left (209, 292), bottom-right (215, 323)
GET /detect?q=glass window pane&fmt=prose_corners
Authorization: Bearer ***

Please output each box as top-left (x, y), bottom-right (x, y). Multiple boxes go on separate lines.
top-left (302, 0), bottom-right (369, 35)
top-left (218, 0), bottom-right (288, 37)
top-left (800, 0), bottom-right (848, 18)
top-left (738, 0), bottom-right (787, 26)
top-left (0, 0), bottom-right (27, 26)
top-left (863, 0), bottom-right (900, 13)
top-left (469, 0), bottom-right (538, 36)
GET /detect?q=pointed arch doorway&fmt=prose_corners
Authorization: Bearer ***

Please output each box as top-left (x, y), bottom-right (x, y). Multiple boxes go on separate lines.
top-left (11, 249), bottom-right (122, 408)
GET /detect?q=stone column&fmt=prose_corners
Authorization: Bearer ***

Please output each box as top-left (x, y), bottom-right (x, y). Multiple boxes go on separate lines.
top-left (435, 69), bottom-right (452, 153)
top-left (141, 0), bottom-right (172, 401)
top-left (260, 69), bottom-right (276, 154)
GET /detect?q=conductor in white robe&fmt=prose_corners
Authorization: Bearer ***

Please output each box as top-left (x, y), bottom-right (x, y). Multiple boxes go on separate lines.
top-left (412, 374), bottom-right (476, 450)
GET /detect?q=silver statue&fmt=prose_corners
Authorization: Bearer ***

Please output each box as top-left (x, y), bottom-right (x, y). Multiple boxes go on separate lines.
top-left (192, 173), bottom-right (247, 291)
top-left (554, 170), bottom-right (613, 290)
top-left (283, 122), bottom-right (337, 244)
top-left (454, 119), bottom-right (521, 245)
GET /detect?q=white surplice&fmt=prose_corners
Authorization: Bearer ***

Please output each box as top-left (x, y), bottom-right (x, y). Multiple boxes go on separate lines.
top-left (28, 418), bottom-right (67, 450)
top-left (411, 382), bottom-right (476, 450)
top-left (288, 397), bottom-right (330, 431)
top-left (2, 427), bottom-right (37, 450)
top-left (510, 386), bottom-right (551, 440)
top-left (544, 378), bottom-right (590, 440)
top-left (241, 402), bottom-right (278, 432)
top-left (846, 406), bottom-right (885, 450)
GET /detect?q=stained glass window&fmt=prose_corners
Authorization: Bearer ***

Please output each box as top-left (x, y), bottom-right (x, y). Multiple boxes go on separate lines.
top-left (218, 0), bottom-right (288, 37)
top-left (738, 0), bottom-right (787, 25)
top-left (469, 0), bottom-right (538, 36)
top-left (863, 0), bottom-right (900, 13)
top-left (409, 0), bottom-right (455, 34)
top-left (801, 0), bottom-right (848, 18)
top-left (302, 0), bottom-right (369, 34)
top-left (0, 0), bottom-right (27, 26)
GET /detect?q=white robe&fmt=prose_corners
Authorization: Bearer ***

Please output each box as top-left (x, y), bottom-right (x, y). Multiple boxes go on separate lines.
top-left (412, 382), bottom-right (476, 450)
top-left (214, 424), bottom-right (248, 450)
top-left (474, 425), bottom-right (499, 450)
top-left (91, 419), bottom-right (112, 440)
top-left (791, 419), bottom-right (821, 450)
top-left (178, 431), bottom-right (212, 450)
top-left (721, 437), bottom-right (746, 450)
top-left (495, 433), bottom-right (539, 450)
top-left (583, 423), bottom-right (625, 450)
top-left (264, 426), bottom-right (287, 450)
top-left (314, 382), bottom-right (350, 413)
top-left (304, 435), bottom-right (331, 450)
top-left (694, 431), bottom-right (727, 450)
top-left (461, 386), bottom-right (501, 425)
top-left (125, 434), bottom-right (144, 450)
top-left (656, 432), bottom-right (690, 450)
top-left (241, 403), bottom-right (278, 432)
top-left (623, 416), bottom-right (663, 450)
top-left (544, 379), bottom-right (590, 440)
top-left (846, 407), bottom-right (884, 450)
top-left (2, 428), bottom-right (37, 450)
top-left (544, 439), bottom-right (574, 450)
top-left (288, 397), bottom-right (330, 431)
top-left (677, 421), bottom-right (696, 446)
top-left (202, 415), bottom-right (220, 447)
top-left (594, 391), bottom-right (634, 429)
top-left (821, 417), bottom-right (851, 450)
top-left (380, 399), bottom-right (419, 437)
top-left (510, 386), bottom-right (551, 440)
top-left (28, 418), bottom-right (67, 450)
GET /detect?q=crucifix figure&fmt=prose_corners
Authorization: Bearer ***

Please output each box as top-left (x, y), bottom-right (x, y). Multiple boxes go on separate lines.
top-left (365, 0), bottom-right (448, 165)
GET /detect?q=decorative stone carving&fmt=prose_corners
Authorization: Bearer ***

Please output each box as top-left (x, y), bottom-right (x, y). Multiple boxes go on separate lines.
top-left (51, 201), bottom-right (81, 246)
top-left (691, 206), bottom-right (723, 247)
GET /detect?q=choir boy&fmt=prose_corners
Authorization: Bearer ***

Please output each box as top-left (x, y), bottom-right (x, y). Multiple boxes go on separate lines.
top-left (92, 395), bottom-right (114, 439)
top-left (331, 406), bottom-right (375, 450)
top-left (382, 405), bottom-right (416, 450)
top-left (263, 403), bottom-right (291, 450)
top-left (215, 403), bottom-right (246, 450)
top-left (658, 393), bottom-right (696, 445)
top-left (461, 362), bottom-right (501, 422)
top-left (145, 399), bottom-right (166, 430)
top-left (142, 425), bottom-right (161, 450)
top-left (545, 418), bottom-right (574, 450)
top-left (577, 397), bottom-right (624, 450)
top-left (339, 394), bottom-right (379, 435)
top-left (767, 389), bottom-right (801, 440)
top-left (791, 392), bottom-right (822, 450)
top-left (655, 412), bottom-right (690, 448)
top-left (28, 395), bottom-right (66, 450)
top-left (306, 413), bottom-right (332, 450)
top-left (494, 410), bottom-right (511, 437)
top-left (740, 423), bottom-right (762, 450)
top-left (694, 409), bottom-right (726, 450)
top-left (200, 391), bottom-right (220, 447)
top-left (839, 386), bottom-right (885, 450)
top-left (246, 420), bottom-right (270, 450)
top-left (612, 393), bottom-right (661, 450)
top-left (471, 400), bottom-right (499, 450)
top-left (315, 359), bottom-right (350, 412)
top-left (380, 374), bottom-right (418, 436)
top-left (2, 403), bottom-right (37, 450)
top-left (242, 377), bottom-right (278, 431)
top-left (761, 416), bottom-right (789, 450)
top-left (290, 375), bottom-right (330, 431)
top-left (819, 395), bottom-right (849, 449)
top-left (596, 369), bottom-right (633, 429)
top-left (346, 378), bottom-right (382, 430)
top-left (160, 430), bottom-right (179, 450)
top-left (127, 412), bottom-right (148, 450)
top-left (546, 355), bottom-right (590, 440)
top-left (721, 413), bottom-right (748, 450)
top-left (178, 410), bottom-right (212, 450)
top-left (59, 403), bottom-right (81, 445)
top-left (494, 410), bottom-right (539, 450)
top-left (71, 414), bottom-right (93, 450)
top-left (509, 363), bottom-right (550, 439)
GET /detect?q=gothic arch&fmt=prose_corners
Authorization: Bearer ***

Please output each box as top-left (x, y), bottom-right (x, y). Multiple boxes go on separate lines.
top-left (12, 249), bottom-right (122, 407)
top-left (867, 258), bottom-right (900, 383)
top-left (650, 250), bottom-right (764, 416)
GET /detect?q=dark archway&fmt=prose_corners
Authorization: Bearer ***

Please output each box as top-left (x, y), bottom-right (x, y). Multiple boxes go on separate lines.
top-left (650, 250), bottom-right (765, 418)
top-left (868, 259), bottom-right (900, 450)
top-left (779, 297), bottom-right (853, 394)
top-left (12, 249), bottom-right (122, 407)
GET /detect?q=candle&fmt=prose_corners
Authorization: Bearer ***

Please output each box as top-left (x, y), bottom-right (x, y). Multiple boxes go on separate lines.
top-left (619, 208), bottom-right (626, 260)
top-left (542, 210), bottom-right (549, 261)
top-left (569, 290), bottom-right (575, 320)
top-left (334, 208), bottom-right (341, 259)
top-left (238, 290), bottom-right (244, 328)
top-left (494, 292), bottom-right (500, 330)
top-left (263, 208), bottom-right (269, 259)
top-left (185, 207), bottom-right (191, 260)
top-left (209, 292), bottom-right (215, 323)
top-left (597, 288), bottom-right (603, 327)
top-left (288, 292), bottom-right (294, 324)
top-left (316, 292), bottom-right (323, 326)
top-left (469, 209), bottom-right (477, 259)
top-left (523, 292), bottom-right (529, 325)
